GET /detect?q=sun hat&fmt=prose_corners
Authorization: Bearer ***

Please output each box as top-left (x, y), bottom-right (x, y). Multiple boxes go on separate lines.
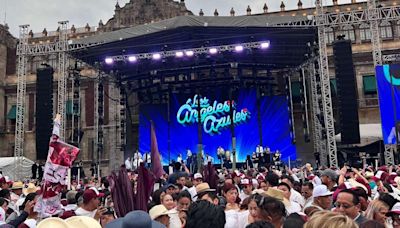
top-left (194, 183), bottom-right (216, 197)
top-left (65, 216), bottom-right (101, 228)
top-left (105, 210), bottom-right (165, 228)
top-left (37, 217), bottom-right (71, 228)
top-left (149, 205), bottom-right (174, 220)
top-left (23, 183), bottom-right (38, 196)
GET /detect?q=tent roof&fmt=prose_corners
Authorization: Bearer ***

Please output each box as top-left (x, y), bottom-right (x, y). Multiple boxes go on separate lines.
top-left (70, 15), bottom-right (317, 73)
top-left (71, 15), bottom-right (313, 46)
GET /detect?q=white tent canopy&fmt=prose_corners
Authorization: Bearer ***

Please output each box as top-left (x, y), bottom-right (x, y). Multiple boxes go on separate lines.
top-left (0, 157), bottom-right (34, 180)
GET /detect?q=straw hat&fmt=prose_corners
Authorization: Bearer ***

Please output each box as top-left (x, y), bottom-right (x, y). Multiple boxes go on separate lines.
top-left (65, 216), bottom-right (101, 228)
top-left (262, 187), bottom-right (291, 207)
top-left (11, 181), bottom-right (23, 190)
top-left (23, 183), bottom-right (38, 196)
top-left (37, 217), bottom-right (71, 228)
top-left (149, 205), bottom-right (175, 220)
top-left (195, 183), bottom-right (216, 197)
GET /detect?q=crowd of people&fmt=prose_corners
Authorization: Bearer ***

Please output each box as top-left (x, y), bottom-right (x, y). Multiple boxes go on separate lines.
top-left (2, 160), bottom-right (400, 227)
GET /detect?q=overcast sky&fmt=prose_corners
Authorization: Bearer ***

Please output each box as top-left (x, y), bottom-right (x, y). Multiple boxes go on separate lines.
top-left (1, 0), bottom-right (357, 37)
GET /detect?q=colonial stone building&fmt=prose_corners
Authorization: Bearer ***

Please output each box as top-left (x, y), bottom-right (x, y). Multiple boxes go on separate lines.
top-left (0, 0), bottom-right (397, 170)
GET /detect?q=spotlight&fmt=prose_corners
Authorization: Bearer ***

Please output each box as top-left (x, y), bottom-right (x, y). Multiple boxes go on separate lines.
top-left (185, 50), bottom-right (194, 57)
top-left (209, 48), bottom-right (218, 54)
top-left (260, 42), bottom-right (270, 49)
top-left (128, 56), bottom-right (137, 62)
top-left (152, 53), bottom-right (162, 60)
top-left (235, 45), bottom-right (244, 52)
top-left (175, 51), bottom-right (184, 58)
top-left (105, 58), bottom-right (113, 64)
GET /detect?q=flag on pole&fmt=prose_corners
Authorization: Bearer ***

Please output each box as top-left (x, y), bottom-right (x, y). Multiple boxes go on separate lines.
top-left (150, 122), bottom-right (165, 180)
top-left (135, 163), bottom-right (155, 211)
top-left (35, 114), bottom-right (80, 218)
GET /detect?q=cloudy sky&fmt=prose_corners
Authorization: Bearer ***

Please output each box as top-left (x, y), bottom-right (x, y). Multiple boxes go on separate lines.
top-left (1, 0), bottom-right (357, 37)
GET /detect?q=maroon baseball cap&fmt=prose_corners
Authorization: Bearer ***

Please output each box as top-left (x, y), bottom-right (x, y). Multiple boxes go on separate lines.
top-left (83, 187), bottom-right (104, 204)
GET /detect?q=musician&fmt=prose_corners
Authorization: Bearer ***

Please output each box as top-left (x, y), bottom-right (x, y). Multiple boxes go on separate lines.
top-left (273, 150), bottom-right (282, 169)
top-left (251, 152), bottom-right (259, 169)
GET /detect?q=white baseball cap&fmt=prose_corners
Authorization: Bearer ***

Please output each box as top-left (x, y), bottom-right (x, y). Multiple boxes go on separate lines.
top-left (193, 173), bottom-right (203, 180)
top-left (313, 185), bottom-right (333, 198)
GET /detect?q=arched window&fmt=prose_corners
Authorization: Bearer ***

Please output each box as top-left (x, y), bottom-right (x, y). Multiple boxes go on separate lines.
top-left (325, 27), bottom-right (335, 44)
top-left (340, 25), bottom-right (355, 41)
top-left (359, 23), bottom-right (371, 41)
top-left (380, 21), bottom-right (393, 39)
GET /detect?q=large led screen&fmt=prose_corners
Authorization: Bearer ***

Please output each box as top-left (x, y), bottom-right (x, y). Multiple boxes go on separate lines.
top-left (139, 89), bottom-right (296, 165)
top-left (376, 64), bottom-right (400, 145)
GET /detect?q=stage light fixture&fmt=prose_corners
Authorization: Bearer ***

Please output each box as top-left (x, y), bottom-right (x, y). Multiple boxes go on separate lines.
top-left (260, 42), bottom-right (270, 49)
top-left (235, 45), bottom-right (244, 52)
top-left (152, 53), bottom-right (162, 60)
top-left (105, 58), bottom-right (113, 64)
top-left (175, 51), bottom-right (184, 58)
top-left (185, 50), bottom-right (194, 57)
top-left (209, 48), bottom-right (218, 54)
top-left (128, 56), bottom-right (137, 62)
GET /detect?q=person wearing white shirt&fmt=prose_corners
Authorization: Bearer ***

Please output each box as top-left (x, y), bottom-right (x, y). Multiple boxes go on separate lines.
top-left (278, 183), bottom-right (302, 214)
top-left (301, 182), bottom-right (314, 209)
top-left (239, 179), bottom-right (253, 203)
top-left (124, 157), bottom-right (132, 170)
top-left (281, 175), bottom-right (305, 207)
top-left (188, 173), bottom-right (203, 201)
top-left (303, 185), bottom-right (333, 215)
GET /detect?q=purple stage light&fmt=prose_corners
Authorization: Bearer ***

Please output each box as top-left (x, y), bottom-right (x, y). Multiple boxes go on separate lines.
top-left (175, 51), bottom-right (184, 58)
top-left (128, 56), bottom-right (137, 62)
top-left (209, 48), bottom-right (218, 54)
top-left (185, 50), bottom-right (194, 57)
top-left (260, 42), bottom-right (270, 49)
top-left (105, 57), bottom-right (113, 65)
top-left (235, 45), bottom-right (244, 52)
top-left (152, 53), bottom-right (162, 60)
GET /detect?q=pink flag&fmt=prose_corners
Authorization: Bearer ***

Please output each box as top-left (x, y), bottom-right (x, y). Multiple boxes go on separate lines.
top-left (151, 122), bottom-right (165, 180)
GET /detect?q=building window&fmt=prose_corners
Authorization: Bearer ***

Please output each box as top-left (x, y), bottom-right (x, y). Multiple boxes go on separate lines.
top-left (359, 23), bottom-right (371, 41)
top-left (325, 27), bottom-right (335, 44)
top-left (380, 21), bottom-right (393, 39)
top-left (339, 25), bottom-right (355, 41)
top-left (363, 75), bottom-right (377, 95)
top-left (330, 78), bottom-right (337, 96)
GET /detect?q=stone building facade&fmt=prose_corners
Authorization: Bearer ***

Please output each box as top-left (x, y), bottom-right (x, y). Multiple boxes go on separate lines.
top-left (0, 0), bottom-right (398, 170)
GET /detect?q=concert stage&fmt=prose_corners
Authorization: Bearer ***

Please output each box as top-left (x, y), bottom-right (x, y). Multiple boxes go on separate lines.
top-left (70, 15), bottom-right (317, 165)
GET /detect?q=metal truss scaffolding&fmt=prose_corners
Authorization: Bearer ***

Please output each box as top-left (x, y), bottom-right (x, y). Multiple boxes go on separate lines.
top-left (57, 21), bottom-right (69, 140)
top-left (14, 25), bottom-right (29, 179)
top-left (309, 59), bottom-right (326, 166)
top-left (315, 0), bottom-right (338, 167)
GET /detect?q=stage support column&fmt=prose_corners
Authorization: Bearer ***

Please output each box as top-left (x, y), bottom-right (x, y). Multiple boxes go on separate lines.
top-left (256, 86), bottom-right (263, 147)
top-left (196, 92), bottom-right (203, 173)
top-left (167, 93), bottom-right (171, 164)
top-left (230, 88), bottom-right (237, 170)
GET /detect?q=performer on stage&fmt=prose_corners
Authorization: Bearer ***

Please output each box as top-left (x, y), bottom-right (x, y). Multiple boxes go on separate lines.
top-left (186, 149), bottom-right (193, 173)
top-left (256, 145), bottom-right (263, 155)
top-left (217, 146), bottom-right (225, 168)
top-left (224, 150), bottom-right (232, 169)
top-left (251, 152), bottom-right (259, 169)
top-left (273, 150), bottom-right (282, 169)
top-left (177, 154), bottom-right (183, 164)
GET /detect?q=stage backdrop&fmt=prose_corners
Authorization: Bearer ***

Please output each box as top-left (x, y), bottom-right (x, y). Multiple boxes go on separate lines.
top-left (376, 64), bottom-right (400, 145)
top-left (139, 89), bottom-right (296, 165)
